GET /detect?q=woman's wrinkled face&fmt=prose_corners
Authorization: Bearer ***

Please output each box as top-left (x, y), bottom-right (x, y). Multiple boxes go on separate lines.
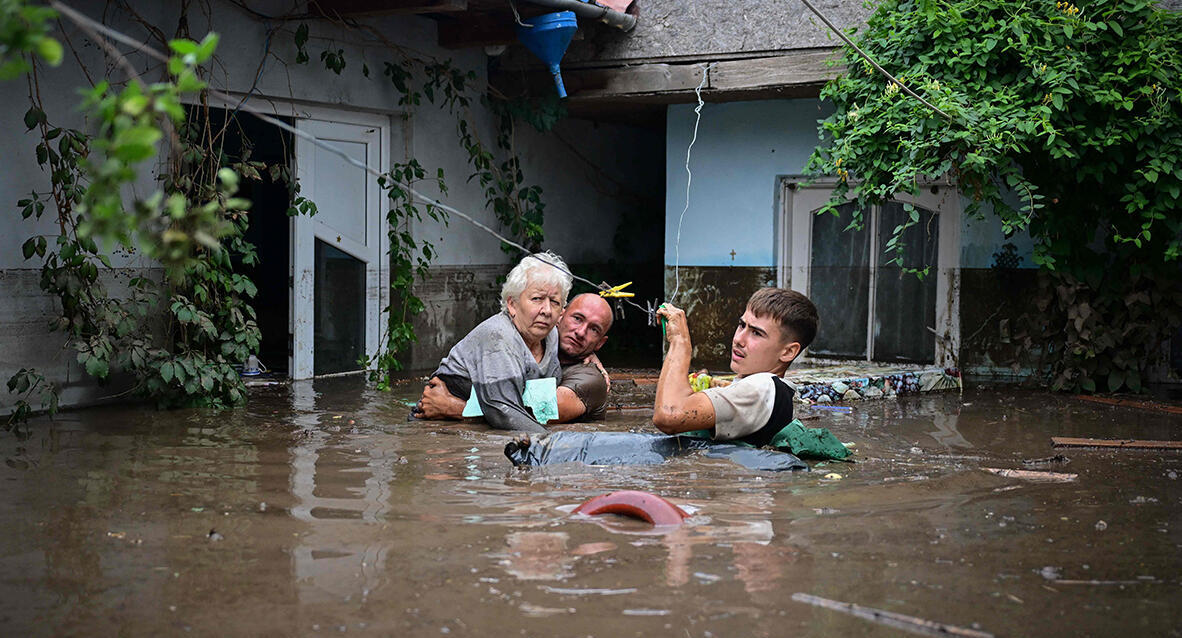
top-left (507, 280), bottom-right (563, 346)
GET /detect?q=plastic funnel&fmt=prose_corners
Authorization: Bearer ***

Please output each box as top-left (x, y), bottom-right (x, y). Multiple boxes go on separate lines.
top-left (516, 11), bottom-right (578, 98)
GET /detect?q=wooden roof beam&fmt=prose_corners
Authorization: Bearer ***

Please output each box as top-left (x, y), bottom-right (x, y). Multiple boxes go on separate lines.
top-left (490, 50), bottom-right (843, 101)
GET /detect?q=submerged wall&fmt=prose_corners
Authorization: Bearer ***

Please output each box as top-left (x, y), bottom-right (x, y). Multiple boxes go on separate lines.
top-left (0, 0), bottom-right (664, 412)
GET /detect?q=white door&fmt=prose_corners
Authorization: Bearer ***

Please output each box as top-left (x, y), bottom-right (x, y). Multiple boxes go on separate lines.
top-left (779, 179), bottom-right (961, 366)
top-left (291, 114), bottom-right (390, 379)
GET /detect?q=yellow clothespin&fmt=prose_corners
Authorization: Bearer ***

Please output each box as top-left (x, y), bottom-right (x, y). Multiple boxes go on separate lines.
top-left (598, 281), bottom-right (635, 298)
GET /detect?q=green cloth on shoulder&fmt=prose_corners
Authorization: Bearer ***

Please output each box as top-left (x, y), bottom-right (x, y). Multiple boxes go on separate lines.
top-left (769, 419), bottom-right (851, 460)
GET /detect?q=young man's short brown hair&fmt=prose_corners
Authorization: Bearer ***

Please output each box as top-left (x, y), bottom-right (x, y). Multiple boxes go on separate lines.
top-left (746, 287), bottom-right (819, 349)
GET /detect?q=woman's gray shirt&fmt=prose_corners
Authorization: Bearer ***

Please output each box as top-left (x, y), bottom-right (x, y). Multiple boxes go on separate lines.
top-left (432, 312), bottom-right (561, 432)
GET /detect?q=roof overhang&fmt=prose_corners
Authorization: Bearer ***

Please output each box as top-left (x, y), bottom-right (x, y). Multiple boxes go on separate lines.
top-left (491, 48), bottom-right (842, 122)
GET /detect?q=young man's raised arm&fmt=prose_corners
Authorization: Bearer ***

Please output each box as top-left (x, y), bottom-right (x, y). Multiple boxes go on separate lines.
top-left (652, 304), bottom-right (716, 434)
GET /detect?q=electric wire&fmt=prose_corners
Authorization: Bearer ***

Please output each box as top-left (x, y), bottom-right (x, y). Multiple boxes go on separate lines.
top-left (796, 0), bottom-right (953, 122)
top-left (48, 0), bottom-right (656, 318)
top-left (669, 61), bottom-right (714, 305)
top-left (50, 0), bottom-right (943, 320)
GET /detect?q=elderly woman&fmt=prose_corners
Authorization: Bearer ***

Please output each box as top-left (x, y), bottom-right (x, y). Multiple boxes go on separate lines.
top-left (429, 251), bottom-right (571, 432)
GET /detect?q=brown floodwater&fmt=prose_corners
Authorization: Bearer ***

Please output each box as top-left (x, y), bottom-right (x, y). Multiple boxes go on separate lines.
top-left (0, 378), bottom-right (1178, 637)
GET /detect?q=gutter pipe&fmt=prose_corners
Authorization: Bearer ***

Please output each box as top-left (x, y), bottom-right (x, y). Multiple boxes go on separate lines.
top-left (522, 0), bottom-right (637, 32)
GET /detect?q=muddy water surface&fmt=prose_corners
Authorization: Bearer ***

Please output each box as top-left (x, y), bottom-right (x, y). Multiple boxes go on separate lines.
top-left (0, 379), bottom-right (1179, 636)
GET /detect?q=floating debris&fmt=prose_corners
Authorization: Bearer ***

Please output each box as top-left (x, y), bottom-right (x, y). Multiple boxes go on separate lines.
top-left (1052, 437), bottom-right (1182, 450)
top-left (791, 592), bottom-right (993, 637)
top-left (982, 468), bottom-right (1078, 482)
top-left (538, 586), bottom-right (637, 596)
top-left (1038, 566), bottom-right (1062, 580)
top-left (1021, 454), bottom-right (1070, 467)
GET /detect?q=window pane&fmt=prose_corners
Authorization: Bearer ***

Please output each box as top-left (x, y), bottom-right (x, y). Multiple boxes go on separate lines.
top-left (874, 202), bottom-right (938, 362)
top-left (809, 202), bottom-right (870, 358)
top-left (314, 240), bottom-right (365, 375)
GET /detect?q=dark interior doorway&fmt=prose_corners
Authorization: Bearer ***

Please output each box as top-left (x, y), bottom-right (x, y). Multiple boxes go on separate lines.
top-left (197, 106), bottom-right (293, 376)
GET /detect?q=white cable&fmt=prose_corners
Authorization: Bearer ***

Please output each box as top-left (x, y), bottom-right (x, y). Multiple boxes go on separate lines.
top-left (49, 1), bottom-right (654, 315)
top-left (670, 62), bottom-right (714, 304)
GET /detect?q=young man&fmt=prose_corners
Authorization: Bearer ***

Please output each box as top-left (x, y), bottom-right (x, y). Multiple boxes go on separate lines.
top-left (416, 293), bottom-right (614, 423)
top-left (652, 288), bottom-right (818, 446)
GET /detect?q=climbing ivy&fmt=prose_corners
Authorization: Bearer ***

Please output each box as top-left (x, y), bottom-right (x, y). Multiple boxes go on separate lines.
top-left (362, 160), bottom-right (447, 389)
top-left (0, 0), bottom-right (60, 78)
top-left (810, 0), bottom-right (1182, 393)
top-left (4, 10), bottom-right (285, 429)
top-left (4, 3), bottom-right (558, 424)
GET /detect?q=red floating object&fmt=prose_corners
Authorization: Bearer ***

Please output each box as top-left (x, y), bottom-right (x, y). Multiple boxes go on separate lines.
top-left (573, 490), bottom-right (689, 526)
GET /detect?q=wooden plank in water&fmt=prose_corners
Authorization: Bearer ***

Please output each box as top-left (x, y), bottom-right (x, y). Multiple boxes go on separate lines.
top-left (1074, 394), bottom-right (1182, 415)
top-left (791, 593), bottom-right (994, 638)
top-left (1052, 437), bottom-right (1182, 450)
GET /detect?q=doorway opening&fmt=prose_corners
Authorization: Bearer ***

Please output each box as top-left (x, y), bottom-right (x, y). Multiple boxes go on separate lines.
top-left (196, 106), bottom-right (294, 377)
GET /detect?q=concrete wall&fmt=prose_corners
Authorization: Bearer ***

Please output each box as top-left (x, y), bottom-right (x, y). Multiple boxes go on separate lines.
top-left (662, 98), bottom-right (824, 366)
top-left (665, 98), bottom-right (832, 268)
top-left (0, 0), bottom-right (664, 411)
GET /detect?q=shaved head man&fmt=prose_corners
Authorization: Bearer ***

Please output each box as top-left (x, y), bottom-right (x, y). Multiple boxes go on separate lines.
top-left (416, 292), bottom-right (615, 423)
top-left (557, 293), bottom-right (613, 362)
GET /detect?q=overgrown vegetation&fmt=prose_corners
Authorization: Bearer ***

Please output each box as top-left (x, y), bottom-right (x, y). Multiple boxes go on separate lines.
top-left (810, 0), bottom-right (1182, 392)
top-left (4, 1), bottom-right (557, 423)
top-left (7, 26), bottom-right (277, 429)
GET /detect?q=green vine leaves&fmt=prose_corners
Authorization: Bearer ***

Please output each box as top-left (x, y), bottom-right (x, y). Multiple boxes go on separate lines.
top-left (0, 0), bottom-right (61, 78)
top-left (810, 0), bottom-right (1182, 393)
top-left (811, 0), bottom-right (1180, 268)
top-left (6, 18), bottom-right (264, 428)
top-left (74, 33), bottom-right (236, 279)
top-left (362, 160), bottom-right (448, 390)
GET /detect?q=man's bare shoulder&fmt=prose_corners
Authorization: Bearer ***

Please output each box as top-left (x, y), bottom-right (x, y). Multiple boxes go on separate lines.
top-left (560, 363), bottom-right (609, 420)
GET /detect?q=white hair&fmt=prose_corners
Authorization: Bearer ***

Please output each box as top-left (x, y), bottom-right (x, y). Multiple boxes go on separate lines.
top-left (501, 251), bottom-right (573, 311)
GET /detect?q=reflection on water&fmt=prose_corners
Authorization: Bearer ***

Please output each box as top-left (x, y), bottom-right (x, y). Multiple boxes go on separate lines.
top-left (927, 412), bottom-right (973, 449)
top-left (288, 380), bottom-right (401, 605)
top-left (0, 380), bottom-right (1179, 636)
top-left (500, 532), bottom-right (575, 580)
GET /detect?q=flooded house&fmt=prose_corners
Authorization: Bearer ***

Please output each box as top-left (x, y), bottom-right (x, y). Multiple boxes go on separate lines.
top-left (3, 0), bottom-right (1179, 411)
top-left (0, 0), bottom-right (663, 412)
top-left (494, 0), bottom-right (1182, 386)
top-left (494, 2), bottom-right (1025, 374)
top-left (1, 3), bottom-right (1181, 636)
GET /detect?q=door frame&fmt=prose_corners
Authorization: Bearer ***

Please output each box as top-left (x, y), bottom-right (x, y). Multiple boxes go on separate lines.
top-left (291, 107), bottom-right (392, 380)
top-left (181, 96), bottom-right (402, 379)
top-left (778, 177), bottom-right (962, 367)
